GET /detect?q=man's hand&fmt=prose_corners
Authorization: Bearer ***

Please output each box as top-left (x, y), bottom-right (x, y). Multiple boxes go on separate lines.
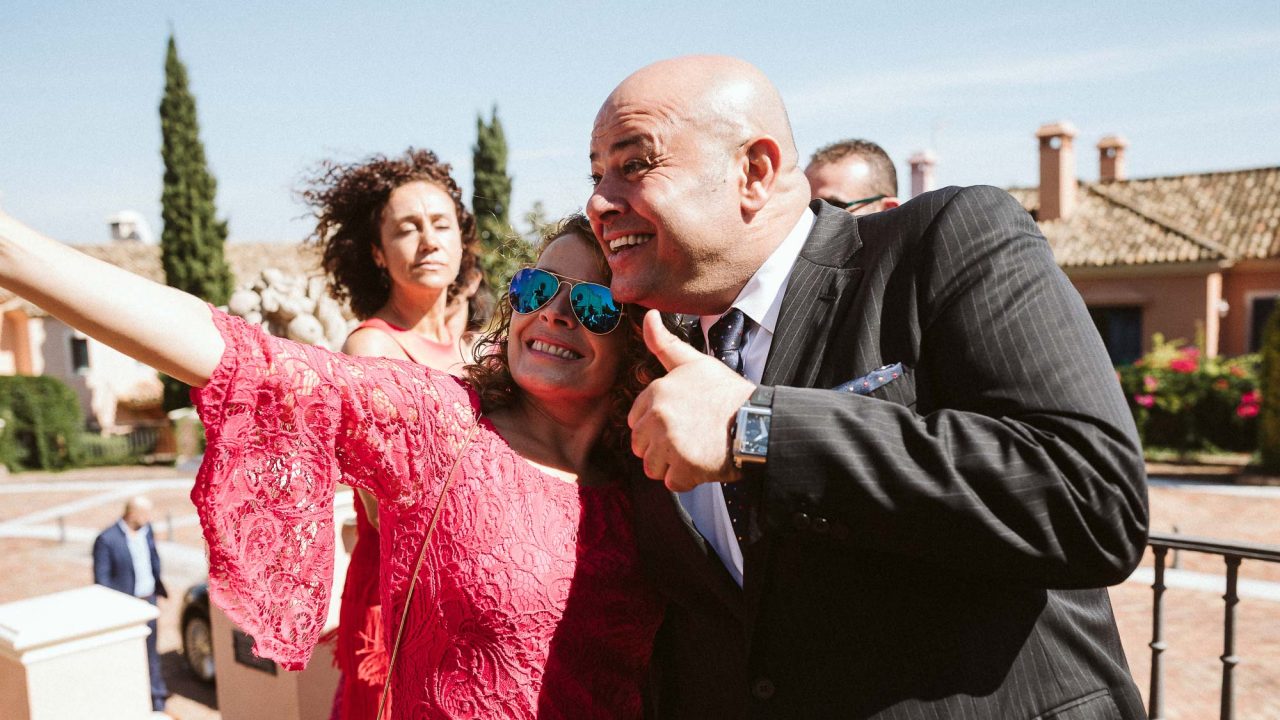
top-left (629, 309), bottom-right (756, 491)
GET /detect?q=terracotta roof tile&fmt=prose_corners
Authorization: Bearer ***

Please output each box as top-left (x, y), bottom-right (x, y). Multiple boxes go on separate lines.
top-left (1010, 166), bottom-right (1280, 268)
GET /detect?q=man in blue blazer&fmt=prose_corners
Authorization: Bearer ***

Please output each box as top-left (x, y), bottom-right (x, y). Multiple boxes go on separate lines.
top-left (93, 495), bottom-right (169, 712)
top-left (589, 56), bottom-right (1148, 719)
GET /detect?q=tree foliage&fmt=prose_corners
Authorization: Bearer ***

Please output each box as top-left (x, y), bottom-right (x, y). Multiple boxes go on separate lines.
top-left (1259, 306), bottom-right (1280, 469)
top-left (159, 35), bottom-right (234, 409)
top-left (472, 105), bottom-right (535, 290)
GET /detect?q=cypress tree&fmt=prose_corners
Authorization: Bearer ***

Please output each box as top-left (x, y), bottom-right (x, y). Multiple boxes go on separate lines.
top-left (159, 35), bottom-right (234, 409)
top-left (472, 105), bottom-right (533, 289)
top-left (1259, 304), bottom-right (1280, 470)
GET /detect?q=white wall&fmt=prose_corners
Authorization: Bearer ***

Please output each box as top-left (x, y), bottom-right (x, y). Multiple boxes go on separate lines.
top-left (40, 319), bottom-right (160, 431)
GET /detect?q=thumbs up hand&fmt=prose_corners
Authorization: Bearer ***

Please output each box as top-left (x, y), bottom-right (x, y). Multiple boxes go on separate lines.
top-left (628, 310), bottom-right (757, 492)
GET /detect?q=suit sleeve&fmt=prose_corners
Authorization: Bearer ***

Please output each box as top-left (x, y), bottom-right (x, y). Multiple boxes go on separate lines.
top-left (761, 186), bottom-right (1148, 589)
top-left (92, 533), bottom-right (111, 587)
top-left (148, 529), bottom-right (167, 598)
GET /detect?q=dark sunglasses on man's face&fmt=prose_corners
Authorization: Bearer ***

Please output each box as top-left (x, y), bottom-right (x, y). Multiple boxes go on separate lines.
top-left (508, 267), bottom-right (624, 335)
top-left (823, 194), bottom-right (887, 212)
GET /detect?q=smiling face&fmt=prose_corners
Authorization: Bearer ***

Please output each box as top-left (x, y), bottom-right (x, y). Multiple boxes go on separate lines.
top-left (372, 181), bottom-right (463, 297)
top-left (508, 232), bottom-right (626, 406)
top-left (586, 94), bottom-right (747, 314)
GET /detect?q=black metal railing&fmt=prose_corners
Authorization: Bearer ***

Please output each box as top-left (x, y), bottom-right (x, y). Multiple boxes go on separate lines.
top-left (1146, 531), bottom-right (1280, 720)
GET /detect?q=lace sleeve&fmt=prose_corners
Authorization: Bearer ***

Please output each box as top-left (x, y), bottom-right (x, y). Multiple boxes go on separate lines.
top-left (190, 307), bottom-right (478, 669)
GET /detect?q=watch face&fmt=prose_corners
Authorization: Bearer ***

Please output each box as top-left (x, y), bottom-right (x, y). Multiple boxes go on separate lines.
top-left (741, 411), bottom-right (770, 455)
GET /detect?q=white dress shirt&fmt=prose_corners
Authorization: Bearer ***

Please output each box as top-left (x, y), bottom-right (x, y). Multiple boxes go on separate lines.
top-left (120, 520), bottom-right (156, 597)
top-left (677, 207), bottom-right (816, 585)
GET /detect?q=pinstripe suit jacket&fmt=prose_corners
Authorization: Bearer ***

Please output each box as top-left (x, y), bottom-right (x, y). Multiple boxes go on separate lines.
top-left (632, 187), bottom-right (1149, 720)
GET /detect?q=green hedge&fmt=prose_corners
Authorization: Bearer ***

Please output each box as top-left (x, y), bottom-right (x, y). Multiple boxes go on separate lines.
top-left (1117, 334), bottom-right (1259, 453)
top-left (77, 432), bottom-right (140, 468)
top-left (0, 376), bottom-right (84, 471)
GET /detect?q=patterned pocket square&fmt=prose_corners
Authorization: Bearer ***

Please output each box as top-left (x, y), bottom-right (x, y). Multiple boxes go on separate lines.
top-left (833, 363), bottom-right (904, 396)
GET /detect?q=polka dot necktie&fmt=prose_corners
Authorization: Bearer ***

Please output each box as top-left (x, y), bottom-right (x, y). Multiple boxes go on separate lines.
top-left (707, 308), bottom-right (750, 546)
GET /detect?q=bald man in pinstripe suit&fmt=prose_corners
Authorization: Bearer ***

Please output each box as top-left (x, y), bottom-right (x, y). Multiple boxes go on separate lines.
top-left (588, 56), bottom-right (1148, 720)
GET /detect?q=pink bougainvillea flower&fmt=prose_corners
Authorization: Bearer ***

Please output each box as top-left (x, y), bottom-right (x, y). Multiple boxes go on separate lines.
top-left (1238, 403), bottom-right (1260, 418)
top-left (1167, 347), bottom-right (1201, 374)
top-left (1241, 390), bottom-right (1261, 405)
top-left (1143, 375), bottom-right (1159, 392)
top-left (1134, 394), bottom-right (1156, 408)
top-left (1214, 379), bottom-right (1230, 390)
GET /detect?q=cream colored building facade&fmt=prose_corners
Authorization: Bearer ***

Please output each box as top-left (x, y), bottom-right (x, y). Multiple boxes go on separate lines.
top-left (0, 208), bottom-right (325, 431)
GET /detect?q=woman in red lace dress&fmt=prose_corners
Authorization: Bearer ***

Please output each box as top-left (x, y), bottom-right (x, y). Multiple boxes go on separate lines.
top-left (303, 149), bottom-right (490, 720)
top-left (0, 212), bottom-right (666, 719)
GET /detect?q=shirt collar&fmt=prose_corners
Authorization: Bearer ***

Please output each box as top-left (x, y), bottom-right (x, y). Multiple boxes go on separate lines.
top-left (700, 207), bottom-right (815, 335)
top-left (118, 519), bottom-right (147, 538)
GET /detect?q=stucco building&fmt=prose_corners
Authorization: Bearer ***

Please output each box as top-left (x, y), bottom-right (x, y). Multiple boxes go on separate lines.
top-left (0, 208), bottom-right (322, 431)
top-left (1008, 122), bottom-right (1280, 364)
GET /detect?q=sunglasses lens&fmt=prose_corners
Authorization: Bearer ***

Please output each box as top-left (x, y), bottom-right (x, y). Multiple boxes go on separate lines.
top-left (570, 283), bottom-right (623, 334)
top-left (509, 268), bottom-right (559, 314)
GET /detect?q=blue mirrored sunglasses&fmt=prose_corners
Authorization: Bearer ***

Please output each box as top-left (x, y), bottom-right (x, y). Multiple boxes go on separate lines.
top-left (508, 267), bottom-right (624, 335)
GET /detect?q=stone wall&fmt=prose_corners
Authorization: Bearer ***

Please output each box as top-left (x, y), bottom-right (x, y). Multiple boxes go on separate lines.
top-left (226, 269), bottom-right (355, 350)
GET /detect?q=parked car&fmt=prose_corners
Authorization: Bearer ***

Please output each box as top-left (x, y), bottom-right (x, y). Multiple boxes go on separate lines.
top-left (180, 582), bottom-right (215, 684)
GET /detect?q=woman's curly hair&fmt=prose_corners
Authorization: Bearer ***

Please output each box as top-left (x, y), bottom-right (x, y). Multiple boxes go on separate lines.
top-left (301, 148), bottom-right (490, 328)
top-left (464, 213), bottom-right (676, 457)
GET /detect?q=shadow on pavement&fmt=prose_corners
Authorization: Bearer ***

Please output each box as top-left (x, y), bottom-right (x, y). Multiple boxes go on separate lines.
top-left (161, 650), bottom-right (217, 711)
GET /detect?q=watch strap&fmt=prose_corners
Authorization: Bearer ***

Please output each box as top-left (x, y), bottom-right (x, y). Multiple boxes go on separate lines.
top-left (748, 384), bottom-right (774, 408)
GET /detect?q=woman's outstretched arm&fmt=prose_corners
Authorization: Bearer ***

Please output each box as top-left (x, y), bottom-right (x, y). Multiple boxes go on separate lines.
top-left (0, 219), bottom-right (224, 386)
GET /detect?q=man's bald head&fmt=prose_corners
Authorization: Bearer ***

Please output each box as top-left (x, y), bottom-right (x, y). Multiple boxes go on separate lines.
top-left (123, 495), bottom-right (153, 530)
top-left (587, 56), bottom-right (811, 313)
top-left (598, 56), bottom-right (800, 171)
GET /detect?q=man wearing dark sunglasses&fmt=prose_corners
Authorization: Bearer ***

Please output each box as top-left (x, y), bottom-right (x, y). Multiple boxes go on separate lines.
top-left (804, 138), bottom-right (901, 216)
top-left (588, 56), bottom-right (1147, 720)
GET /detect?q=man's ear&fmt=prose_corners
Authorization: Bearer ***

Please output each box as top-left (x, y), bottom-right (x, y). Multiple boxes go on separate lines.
top-left (740, 136), bottom-right (782, 214)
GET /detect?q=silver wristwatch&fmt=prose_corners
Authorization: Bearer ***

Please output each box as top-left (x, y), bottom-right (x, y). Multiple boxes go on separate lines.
top-left (731, 387), bottom-right (773, 468)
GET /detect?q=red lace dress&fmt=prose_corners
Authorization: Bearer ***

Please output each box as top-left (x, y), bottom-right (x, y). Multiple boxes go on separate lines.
top-left (329, 318), bottom-right (471, 720)
top-left (330, 491), bottom-right (390, 719)
top-left (191, 309), bottom-right (662, 719)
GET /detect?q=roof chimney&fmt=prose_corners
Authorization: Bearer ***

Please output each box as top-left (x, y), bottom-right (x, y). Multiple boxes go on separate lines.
top-left (1097, 135), bottom-right (1129, 183)
top-left (908, 150), bottom-right (937, 198)
top-left (1035, 121), bottom-right (1078, 221)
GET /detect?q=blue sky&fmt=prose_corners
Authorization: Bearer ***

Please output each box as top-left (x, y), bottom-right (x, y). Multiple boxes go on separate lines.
top-left (1, 1), bottom-right (1277, 245)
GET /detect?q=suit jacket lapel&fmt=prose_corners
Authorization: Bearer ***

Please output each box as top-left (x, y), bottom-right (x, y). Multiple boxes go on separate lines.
top-left (761, 202), bottom-right (864, 387)
top-left (742, 203), bottom-right (865, 649)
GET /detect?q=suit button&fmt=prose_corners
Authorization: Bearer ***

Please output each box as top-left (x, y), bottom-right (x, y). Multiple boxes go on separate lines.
top-left (792, 512), bottom-right (810, 530)
top-left (752, 678), bottom-right (776, 700)
top-left (812, 517), bottom-right (830, 534)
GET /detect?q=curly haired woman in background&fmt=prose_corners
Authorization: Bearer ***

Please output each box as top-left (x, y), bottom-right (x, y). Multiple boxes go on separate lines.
top-left (302, 148), bottom-right (490, 719)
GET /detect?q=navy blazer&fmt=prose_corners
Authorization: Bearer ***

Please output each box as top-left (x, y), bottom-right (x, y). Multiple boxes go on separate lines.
top-left (92, 522), bottom-right (167, 599)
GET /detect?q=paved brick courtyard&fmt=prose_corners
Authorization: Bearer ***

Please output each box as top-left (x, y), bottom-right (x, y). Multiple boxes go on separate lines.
top-left (2, 466), bottom-right (1278, 720)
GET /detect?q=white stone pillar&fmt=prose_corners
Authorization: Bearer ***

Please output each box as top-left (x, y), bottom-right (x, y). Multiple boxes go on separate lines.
top-left (0, 585), bottom-right (159, 720)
